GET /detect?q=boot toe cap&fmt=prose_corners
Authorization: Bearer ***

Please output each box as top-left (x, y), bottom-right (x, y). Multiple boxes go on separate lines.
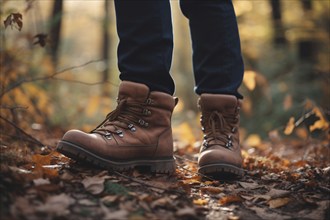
top-left (198, 147), bottom-right (243, 168)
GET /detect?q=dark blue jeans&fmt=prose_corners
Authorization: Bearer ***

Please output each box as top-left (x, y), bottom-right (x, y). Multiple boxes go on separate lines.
top-left (115, 0), bottom-right (244, 98)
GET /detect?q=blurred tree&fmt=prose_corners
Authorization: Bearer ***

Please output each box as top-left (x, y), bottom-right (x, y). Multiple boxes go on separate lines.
top-left (269, 0), bottom-right (287, 45)
top-left (301, 0), bottom-right (313, 11)
top-left (49, 0), bottom-right (63, 66)
top-left (102, 0), bottom-right (110, 86)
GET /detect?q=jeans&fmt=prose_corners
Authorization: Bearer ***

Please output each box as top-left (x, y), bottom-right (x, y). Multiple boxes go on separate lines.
top-left (114, 0), bottom-right (244, 98)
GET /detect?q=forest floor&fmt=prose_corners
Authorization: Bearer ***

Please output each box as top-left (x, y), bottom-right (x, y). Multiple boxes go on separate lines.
top-left (0, 128), bottom-right (329, 220)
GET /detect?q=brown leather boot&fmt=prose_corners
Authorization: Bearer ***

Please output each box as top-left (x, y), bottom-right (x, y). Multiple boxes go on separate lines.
top-left (57, 81), bottom-right (178, 173)
top-left (198, 94), bottom-right (244, 178)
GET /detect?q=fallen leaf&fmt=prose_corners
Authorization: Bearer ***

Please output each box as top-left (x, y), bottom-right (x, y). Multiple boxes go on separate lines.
top-left (284, 117), bottom-right (295, 135)
top-left (101, 195), bottom-right (119, 205)
top-left (78, 199), bottom-right (97, 206)
top-left (244, 134), bottom-right (262, 147)
top-left (200, 186), bottom-right (222, 194)
top-left (33, 33), bottom-right (47, 47)
top-left (151, 197), bottom-right (171, 208)
top-left (176, 206), bottom-right (196, 218)
top-left (10, 197), bottom-right (35, 217)
top-left (33, 178), bottom-right (50, 186)
top-left (219, 195), bottom-right (241, 205)
top-left (3, 13), bottom-right (23, 31)
top-left (267, 188), bottom-right (290, 199)
top-left (309, 107), bottom-right (329, 132)
top-left (243, 70), bottom-right (257, 91)
top-left (102, 207), bottom-right (128, 220)
top-left (36, 193), bottom-right (75, 215)
top-left (193, 199), bottom-right (208, 206)
top-left (82, 175), bottom-right (106, 195)
top-left (268, 197), bottom-right (290, 208)
top-left (239, 181), bottom-right (261, 190)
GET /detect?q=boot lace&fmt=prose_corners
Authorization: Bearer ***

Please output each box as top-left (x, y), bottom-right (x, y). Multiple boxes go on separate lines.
top-left (202, 109), bottom-right (238, 149)
top-left (91, 98), bottom-right (152, 139)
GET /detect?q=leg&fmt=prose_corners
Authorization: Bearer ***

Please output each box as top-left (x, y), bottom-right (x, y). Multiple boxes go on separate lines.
top-left (180, 0), bottom-right (244, 98)
top-left (180, 0), bottom-right (244, 178)
top-left (57, 1), bottom-right (178, 174)
top-left (115, 0), bottom-right (175, 95)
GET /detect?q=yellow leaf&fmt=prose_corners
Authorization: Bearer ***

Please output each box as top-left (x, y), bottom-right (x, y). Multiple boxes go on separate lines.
top-left (284, 117), bottom-right (295, 135)
top-left (309, 107), bottom-right (329, 132)
top-left (173, 122), bottom-right (196, 144)
top-left (243, 70), bottom-right (257, 91)
top-left (193, 199), bottom-right (208, 206)
top-left (244, 134), bottom-right (261, 147)
top-left (85, 96), bottom-right (101, 117)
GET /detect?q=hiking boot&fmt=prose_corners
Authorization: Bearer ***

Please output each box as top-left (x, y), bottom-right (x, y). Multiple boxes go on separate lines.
top-left (198, 94), bottom-right (244, 178)
top-left (57, 81), bottom-right (178, 174)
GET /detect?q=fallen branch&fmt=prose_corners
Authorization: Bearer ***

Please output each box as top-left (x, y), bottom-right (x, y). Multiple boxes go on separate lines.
top-left (0, 115), bottom-right (45, 147)
top-left (0, 59), bottom-right (118, 97)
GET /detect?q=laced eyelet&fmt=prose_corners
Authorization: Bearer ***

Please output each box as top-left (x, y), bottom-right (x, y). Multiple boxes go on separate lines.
top-left (146, 98), bottom-right (153, 104)
top-left (138, 119), bottom-right (149, 127)
top-left (104, 131), bottom-right (112, 140)
top-left (116, 130), bottom-right (124, 138)
top-left (128, 124), bottom-right (136, 132)
top-left (231, 127), bottom-right (237, 133)
top-left (143, 109), bottom-right (151, 116)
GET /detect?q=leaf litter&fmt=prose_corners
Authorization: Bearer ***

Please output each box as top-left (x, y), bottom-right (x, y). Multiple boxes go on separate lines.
top-left (0, 131), bottom-right (329, 220)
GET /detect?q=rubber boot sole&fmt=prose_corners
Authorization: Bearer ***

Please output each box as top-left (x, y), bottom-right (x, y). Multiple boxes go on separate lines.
top-left (198, 163), bottom-right (244, 179)
top-left (57, 140), bottom-right (175, 174)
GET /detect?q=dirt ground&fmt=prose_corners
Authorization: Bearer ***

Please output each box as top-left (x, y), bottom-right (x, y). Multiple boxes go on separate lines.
top-left (0, 133), bottom-right (329, 220)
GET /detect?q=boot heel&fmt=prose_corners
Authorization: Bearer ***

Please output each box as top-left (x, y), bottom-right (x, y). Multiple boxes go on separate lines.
top-left (150, 159), bottom-right (176, 174)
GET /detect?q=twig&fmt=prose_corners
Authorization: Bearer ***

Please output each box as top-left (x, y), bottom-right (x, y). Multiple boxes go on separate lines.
top-left (1, 59), bottom-right (118, 97)
top-left (0, 105), bottom-right (28, 110)
top-left (0, 115), bottom-right (45, 147)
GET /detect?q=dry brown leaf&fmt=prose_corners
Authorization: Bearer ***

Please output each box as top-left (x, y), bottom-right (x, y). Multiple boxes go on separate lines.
top-left (82, 175), bottom-right (106, 195)
top-left (35, 193), bottom-right (75, 215)
top-left (3, 13), bottom-right (23, 31)
top-left (200, 186), bottom-right (222, 194)
top-left (268, 197), bottom-right (290, 208)
top-left (102, 208), bottom-right (128, 220)
top-left (219, 195), bottom-right (241, 205)
top-left (239, 181), bottom-right (261, 190)
top-left (151, 197), bottom-right (172, 208)
top-left (10, 197), bottom-right (35, 217)
top-left (176, 206), bottom-right (196, 218)
top-left (267, 189), bottom-right (290, 199)
top-left (101, 195), bottom-right (119, 204)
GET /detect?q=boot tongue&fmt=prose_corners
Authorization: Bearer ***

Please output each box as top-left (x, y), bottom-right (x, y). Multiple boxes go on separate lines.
top-left (200, 94), bottom-right (238, 113)
top-left (118, 81), bottom-right (150, 102)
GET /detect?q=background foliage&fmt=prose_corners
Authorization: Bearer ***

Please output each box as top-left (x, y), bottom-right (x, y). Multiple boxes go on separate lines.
top-left (1, 0), bottom-right (329, 145)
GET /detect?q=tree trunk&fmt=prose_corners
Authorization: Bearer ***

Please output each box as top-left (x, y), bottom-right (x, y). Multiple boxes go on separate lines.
top-left (301, 0), bottom-right (313, 11)
top-left (50, 0), bottom-right (63, 66)
top-left (101, 0), bottom-right (111, 95)
top-left (270, 0), bottom-right (287, 45)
